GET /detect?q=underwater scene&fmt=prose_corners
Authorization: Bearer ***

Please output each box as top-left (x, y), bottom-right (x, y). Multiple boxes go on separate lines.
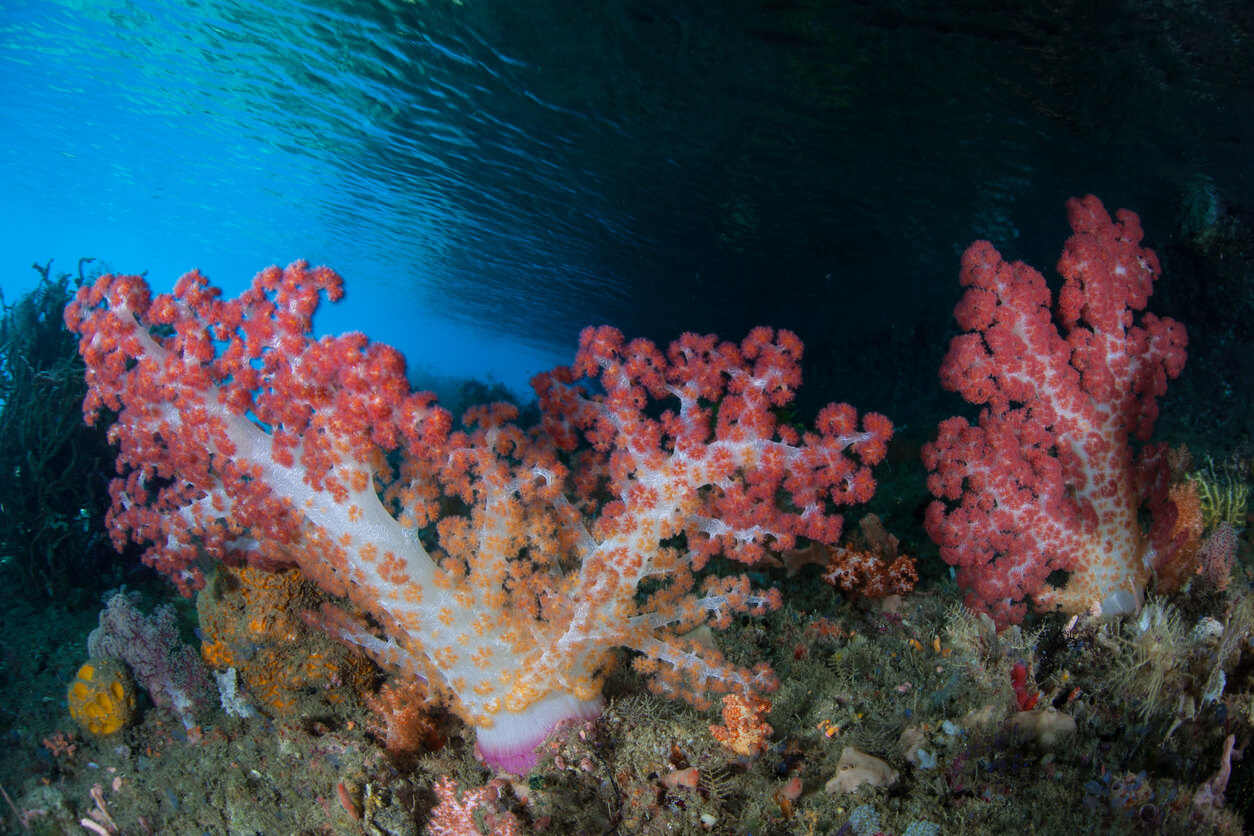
top-left (1, 1), bottom-right (1253, 834)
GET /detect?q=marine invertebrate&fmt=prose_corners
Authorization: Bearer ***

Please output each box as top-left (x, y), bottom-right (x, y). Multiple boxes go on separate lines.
top-left (923, 196), bottom-right (1188, 626)
top-left (709, 693), bottom-right (773, 757)
top-left (67, 659), bottom-right (136, 736)
top-left (67, 263), bottom-right (891, 771)
top-left (426, 776), bottom-right (521, 836)
top-left (196, 563), bottom-right (373, 716)
top-left (0, 262), bottom-right (114, 598)
top-left (1108, 600), bottom-right (1188, 719)
top-left (87, 593), bottom-right (215, 732)
top-left (1190, 462), bottom-right (1250, 532)
top-left (365, 677), bottom-right (444, 762)
top-left (1153, 480), bottom-right (1205, 594)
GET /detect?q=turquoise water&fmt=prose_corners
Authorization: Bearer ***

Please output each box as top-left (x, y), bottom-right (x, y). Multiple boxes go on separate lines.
top-left (2, 0), bottom-right (1251, 395)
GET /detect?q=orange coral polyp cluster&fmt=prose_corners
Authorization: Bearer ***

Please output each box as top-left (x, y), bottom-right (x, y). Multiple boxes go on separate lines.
top-left (710, 693), bottom-right (774, 757)
top-left (1156, 481), bottom-right (1205, 594)
top-left (196, 564), bottom-right (372, 716)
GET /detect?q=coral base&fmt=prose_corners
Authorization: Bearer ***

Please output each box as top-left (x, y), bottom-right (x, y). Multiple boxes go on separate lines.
top-left (473, 691), bottom-right (605, 774)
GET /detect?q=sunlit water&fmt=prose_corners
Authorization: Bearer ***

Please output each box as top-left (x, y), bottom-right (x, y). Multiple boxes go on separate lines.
top-left (3, 0), bottom-right (1250, 395)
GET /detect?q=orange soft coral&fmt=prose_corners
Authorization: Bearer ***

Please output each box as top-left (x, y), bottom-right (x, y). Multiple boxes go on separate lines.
top-left (1154, 481), bottom-right (1205, 594)
top-left (197, 564), bottom-right (374, 716)
top-left (365, 677), bottom-right (445, 762)
top-left (709, 693), bottom-right (773, 757)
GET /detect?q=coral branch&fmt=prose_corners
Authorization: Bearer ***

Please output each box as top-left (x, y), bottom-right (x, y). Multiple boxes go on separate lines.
top-left (68, 263), bottom-right (891, 771)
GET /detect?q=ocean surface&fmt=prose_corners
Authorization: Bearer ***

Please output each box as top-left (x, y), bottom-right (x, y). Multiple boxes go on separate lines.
top-left (2, 0), bottom-right (1251, 395)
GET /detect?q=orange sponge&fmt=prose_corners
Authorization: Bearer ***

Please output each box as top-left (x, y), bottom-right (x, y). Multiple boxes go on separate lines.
top-left (68, 658), bottom-right (137, 736)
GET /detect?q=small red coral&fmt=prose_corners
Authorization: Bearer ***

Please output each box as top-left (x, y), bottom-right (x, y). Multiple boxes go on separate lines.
top-left (816, 514), bottom-right (918, 597)
top-left (427, 776), bottom-right (521, 836)
top-left (1010, 661), bottom-right (1039, 711)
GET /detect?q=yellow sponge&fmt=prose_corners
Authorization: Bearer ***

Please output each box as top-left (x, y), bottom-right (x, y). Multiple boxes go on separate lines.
top-left (68, 658), bottom-right (137, 736)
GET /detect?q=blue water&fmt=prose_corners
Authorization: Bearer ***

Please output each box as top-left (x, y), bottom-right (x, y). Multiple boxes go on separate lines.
top-left (2, 0), bottom-right (605, 391)
top-left (3, 0), bottom-right (1251, 399)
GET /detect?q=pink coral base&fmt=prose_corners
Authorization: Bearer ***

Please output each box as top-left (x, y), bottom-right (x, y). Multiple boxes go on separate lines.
top-left (473, 692), bottom-right (605, 774)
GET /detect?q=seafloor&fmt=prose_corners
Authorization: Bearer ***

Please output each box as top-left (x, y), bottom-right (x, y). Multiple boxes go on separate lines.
top-left (0, 426), bottom-right (1250, 836)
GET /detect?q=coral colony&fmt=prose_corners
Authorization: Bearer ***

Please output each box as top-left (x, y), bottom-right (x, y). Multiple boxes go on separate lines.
top-left (50, 194), bottom-right (1254, 833)
top-left (923, 196), bottom-right (1188, 628)
top-left (66, 267), bottom-right (892, 773)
